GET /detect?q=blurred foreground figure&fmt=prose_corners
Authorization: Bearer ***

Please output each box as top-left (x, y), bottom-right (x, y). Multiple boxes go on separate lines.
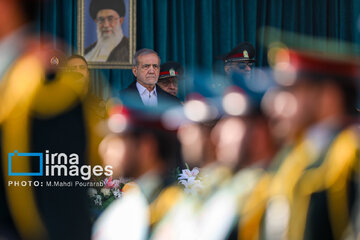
top-left (93, 105), bottom-right (183, 239)
top-left (0, 1), bottom-right (49, 239)
top-left (260, 49), bottom-right (360, 240)
top-left (150, 86), bottom-right (276, 239)
top-left (0, 1), bottom-right (91, 239)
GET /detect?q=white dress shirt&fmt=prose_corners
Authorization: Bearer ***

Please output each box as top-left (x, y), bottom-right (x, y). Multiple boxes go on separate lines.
top-left (136, 82), bottom-right (158, 107)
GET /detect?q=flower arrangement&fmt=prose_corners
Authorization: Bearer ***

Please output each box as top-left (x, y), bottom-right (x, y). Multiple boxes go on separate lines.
top-left (88, 176), bottom-right (129, 213)
top-left (178, 166), bottom-right (203, 195)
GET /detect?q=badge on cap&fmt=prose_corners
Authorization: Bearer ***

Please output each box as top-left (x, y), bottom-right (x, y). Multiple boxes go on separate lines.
top-left (169, 68), bottom-right (176, 76)
top-left (243, 50), bottom-right (249, 59)
top-left (50, 56), bottom-right (60, 66)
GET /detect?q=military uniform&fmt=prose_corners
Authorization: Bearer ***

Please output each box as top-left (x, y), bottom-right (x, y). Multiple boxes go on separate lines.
top-left (259, 49), bottom-right (360, 240)
top-left (0, 47), bottom-right (92, 239)
top-left (92, 104), bottom-right (184, 240)
top-left (157, 61), bottom-right (184, 98)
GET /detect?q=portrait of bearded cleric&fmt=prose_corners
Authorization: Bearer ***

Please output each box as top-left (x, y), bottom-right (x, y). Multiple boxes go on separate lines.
top-left (78, 0), bottom-right (135, 68)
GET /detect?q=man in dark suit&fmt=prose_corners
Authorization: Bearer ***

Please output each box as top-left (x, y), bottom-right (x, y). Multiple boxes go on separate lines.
top-left (120, 48), bottom-right (180, 109)
top-left (84, 0), bottom-right (129, 62)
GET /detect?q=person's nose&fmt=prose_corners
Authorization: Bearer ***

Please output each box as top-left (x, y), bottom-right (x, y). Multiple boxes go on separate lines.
top-left (148, 66), bottom-right (156, 73)
top-left (245, 65), bottom-right (251, 72)
top-left (103, 19), bottom-right (111, 27)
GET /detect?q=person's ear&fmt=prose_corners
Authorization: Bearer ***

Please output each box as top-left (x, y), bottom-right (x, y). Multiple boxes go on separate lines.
top-left (132, 66), bottom-right (137, 77)
top-left (119, 17), bottom-right (125, 25)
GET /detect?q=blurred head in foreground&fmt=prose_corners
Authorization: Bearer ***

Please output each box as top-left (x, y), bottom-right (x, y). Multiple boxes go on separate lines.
top-left (268, 48), bottom-right (359, 140)
top-left (99, 105), bottom-right (182, 179)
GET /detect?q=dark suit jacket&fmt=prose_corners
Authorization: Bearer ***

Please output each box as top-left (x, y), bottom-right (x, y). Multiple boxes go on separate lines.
top-left (85, 37), bottom-right (129, 62)
top-left (119, 81), bottom-right (181, 109)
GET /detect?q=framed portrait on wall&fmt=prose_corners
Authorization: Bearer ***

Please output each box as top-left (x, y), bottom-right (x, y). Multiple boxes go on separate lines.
top-left (78, 0), bottom-right (136, 69)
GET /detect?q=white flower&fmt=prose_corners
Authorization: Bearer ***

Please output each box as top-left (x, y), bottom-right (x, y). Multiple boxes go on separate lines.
top-left (101, 188), bottom-right (111, 197)
top-left (88, 188), bottom-right (97, 197)
top-left (178, 168), bottom-right (200, 181)
top-left (178, 179), bottom-right (188, 187)
top-left (94, 195), bottom-right (102, 206)
top-left (178, 168), bottom-right (203, 196)
top-left (113, 189), bottom-right (122, 199)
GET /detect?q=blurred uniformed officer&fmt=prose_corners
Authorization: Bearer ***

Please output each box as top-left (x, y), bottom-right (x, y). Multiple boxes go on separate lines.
top-left (0, 2), bottom-right (92, 239)
top-left (0, 2), bottom-right (41, 238)
top-left (93, 105), bottom-right (184, 240)
top-left (261, 49), bottom-right (360, 240)
top-left (150, 84), bottom-right (276, 240)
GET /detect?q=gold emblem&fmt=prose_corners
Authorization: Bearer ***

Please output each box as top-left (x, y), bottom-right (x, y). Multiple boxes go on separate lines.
top-left (243, 50), bottom-right (249, 59)
top-left (50, 56), bottom-right (60, 66)
top-left (169, 68), bottom-right (176, 76)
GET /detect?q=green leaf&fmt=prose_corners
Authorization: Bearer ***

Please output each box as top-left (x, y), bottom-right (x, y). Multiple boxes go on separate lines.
top-left (102, 196), bottom-right (116, 209)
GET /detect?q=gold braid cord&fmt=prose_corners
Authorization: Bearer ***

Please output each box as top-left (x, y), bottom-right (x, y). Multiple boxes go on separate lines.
top-left (290, 128), bottom-right (359, 239)
top-left (1, 53), bottom-right (89, 239)
top-left (1, 53), bottom-right (47, 240)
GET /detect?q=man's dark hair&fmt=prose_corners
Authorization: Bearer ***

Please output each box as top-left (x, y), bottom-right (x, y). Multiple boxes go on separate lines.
top-left (67, 54), bottom-right (88, 66)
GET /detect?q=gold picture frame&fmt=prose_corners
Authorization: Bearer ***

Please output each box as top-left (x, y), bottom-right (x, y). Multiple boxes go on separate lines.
top-left (77, 0), bottom-right (136, 69)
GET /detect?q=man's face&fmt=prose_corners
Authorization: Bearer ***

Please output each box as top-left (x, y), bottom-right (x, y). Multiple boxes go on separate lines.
top-left (157, 77), bottom-right (178, 96)
top-left (95, 9), bottom-right (123, 39)
top-left (66, 57), bottom-right (89, 78)
top-left (224, 61), bottom-right (253, 76)
top-left (132, 53), bottom-right (160, 88)
top-left (65, 57), bottom-right (90, 96)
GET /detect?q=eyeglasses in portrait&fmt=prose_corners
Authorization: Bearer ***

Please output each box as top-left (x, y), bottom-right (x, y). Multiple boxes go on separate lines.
top-left (78, 0), bottom-right (136, 69)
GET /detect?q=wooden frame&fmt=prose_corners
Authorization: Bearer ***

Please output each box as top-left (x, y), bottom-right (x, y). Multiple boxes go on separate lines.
top-left (77, 0), bottom-right (136, 69)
